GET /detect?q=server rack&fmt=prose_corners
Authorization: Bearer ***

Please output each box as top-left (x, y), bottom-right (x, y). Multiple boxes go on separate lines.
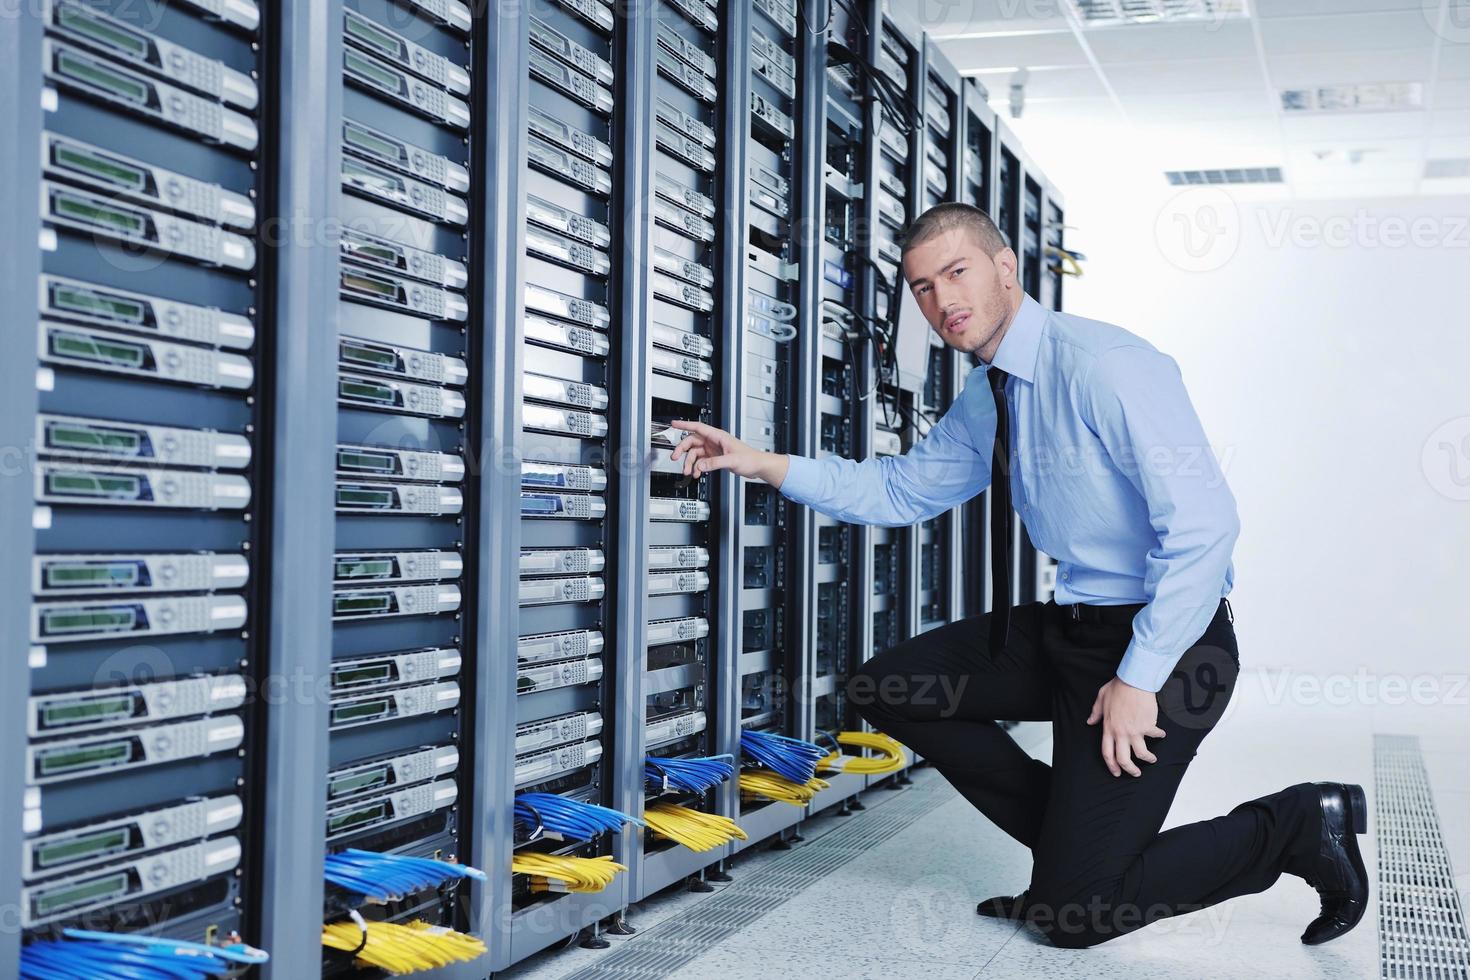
top-left (17, 0), bottom-right (294, 971)
top-left (1, 4), bottom-right (1064, 974)
top-left (731, 0), bottom-right (813, 850)
top-left (326, 1), bottom-right (478, 973)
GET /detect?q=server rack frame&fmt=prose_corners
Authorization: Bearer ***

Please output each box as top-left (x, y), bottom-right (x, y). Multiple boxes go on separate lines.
top-left (0, 10), bottom-right (44, 975)
top-left (254, 1), bottom-right (341, 975)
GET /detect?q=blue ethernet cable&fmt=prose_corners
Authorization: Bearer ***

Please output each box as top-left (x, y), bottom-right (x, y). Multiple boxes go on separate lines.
top-left (513, 793), bottom-right (643, 842)
top-left (740, 729), bottom-right (828, 784)
top-left (644, 754), bottom-right (735, 795)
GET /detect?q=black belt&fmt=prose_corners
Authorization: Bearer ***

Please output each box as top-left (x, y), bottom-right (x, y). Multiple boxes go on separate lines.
top-left (1052, 597), bottom-right (1232, 625)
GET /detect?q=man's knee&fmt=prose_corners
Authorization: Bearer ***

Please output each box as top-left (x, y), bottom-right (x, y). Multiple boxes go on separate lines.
top-left (846, 649), bottom-right (906, 724)
top-left (1025, 881), bottom-right (1131, 949)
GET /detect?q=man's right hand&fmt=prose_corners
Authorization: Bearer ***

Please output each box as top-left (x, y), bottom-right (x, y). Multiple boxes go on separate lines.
top-left (668, 420), bottom-right (790, 487)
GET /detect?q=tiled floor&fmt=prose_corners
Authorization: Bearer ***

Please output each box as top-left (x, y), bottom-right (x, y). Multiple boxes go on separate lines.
top-left (502, 667), bottom-right (1470, 979)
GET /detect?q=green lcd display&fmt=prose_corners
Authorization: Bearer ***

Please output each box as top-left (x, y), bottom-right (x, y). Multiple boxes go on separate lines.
top-left (328, 801), bottom-right (388, 835)
top-left (340, 341), bottom-right (399, 369)
top-left (345, 50), bottom-right (403, 93)
top-left (37, 739), bottom-right (132, 777)
top-left (337, 449), bottom-right (397, 475)
top-left (346, 14), bottom-right (405, 60)
top-left (341, 272), bottom-right (402, 301)
top-left (339, 378), bottom-right (396, 404)
top-left (343, 233), bottom-right (403, 269)
top-left (57, 50), bottom-right (150, 105)
top-left (328, 766), bottom-right (389, 799)
top-left (45, 561), bottom-right (142, 590)
top-left (36, 827), bottom-right (132, 870)
top-left (331, 698), bottom-right (391, 725)
top-left (335, 558), bottom-right (395, 579)
top-left (41, 694), bottom-right (136, 729)
top-left (50, 329), bottom-right (148, 368)
top-left (46, 471), bottom-right (144, 499)
top-left (333, 594), bottom-right (393, 615)
top-left (58, 6), bottom-right (150, 59)
top-left (344, 159), bottom-right (404, 197)
top-left (332, 662), bottom-right (394, 687)
top-left (32, 871), bottom-right (130, 919)
top-left (54, 143), bottom-right (148, 193)
top-left (52, 284), bottom-right (147, 325)
top-left (337, 487), bottom-right (395, 508)
top-left (41, 607), bottom-right (138, 635)
top-left (53, 191), bottom-right (147, 236)
top-left (344, 122), bottom-right (407, 167)
top-left (46, 421), bottom-right (144, 455)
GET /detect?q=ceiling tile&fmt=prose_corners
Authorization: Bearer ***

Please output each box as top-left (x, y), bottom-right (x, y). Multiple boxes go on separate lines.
top-left (1083, 19), bottom-right (1260, 63)
top-left (1105, 57), bottom-right (1265, 94)
top-left (1289, 177), bottom-right (1420, 198)
top-left (1430, 107), bottom-right (1470, 134)
top-left (1252, 0), bottom-right (1435, 16)
top-left (1436, 43), bottom-right (1470, 81)
top-left (1122, 89), bottom-right (1274, 119)
top-left (1260, 10), bottom-right (1444, 55)
top-left (1280, 109), bottom-right (1430, 140)
top-left (1432, 78), bottom-right (1470, 109)
top-left (1267, 48), bottom-right (1436, 86)
top-left (939, 31), bottom-right (1089, 72)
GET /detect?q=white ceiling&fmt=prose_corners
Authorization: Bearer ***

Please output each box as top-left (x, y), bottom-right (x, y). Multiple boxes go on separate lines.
top-left (925, 0), bottom-right (1470, 199)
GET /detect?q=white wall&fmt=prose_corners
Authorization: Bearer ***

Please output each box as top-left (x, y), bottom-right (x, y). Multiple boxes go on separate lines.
top-left (1055, 181), bottom-right (1470, 679)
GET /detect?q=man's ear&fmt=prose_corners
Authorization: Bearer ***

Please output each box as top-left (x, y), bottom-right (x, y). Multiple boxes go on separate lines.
top-left (996, 247), bottom-right (1019, 286)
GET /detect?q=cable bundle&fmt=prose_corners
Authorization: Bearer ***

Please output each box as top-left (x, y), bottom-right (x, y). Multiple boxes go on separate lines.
top-left (514, 793), bottom-right (643, 843)
top-left (816, 731), bottom-right (906, 775)
top-left (511, 852), bottom-right (626, 893)
top-left (738, 770), bottom-right (831, 806)
top-left (324, 848), bottom-right (485, 904)
top-left (322, 912), bottom-right (485, 975)
top-left (21, 928), bottom-right (268, 979)
top-left (642, 802), bottom-right (748, 852)
top-left (740, 729), bottom-right (827, 784)
top-left (644, 754), bottom-right (735, 795)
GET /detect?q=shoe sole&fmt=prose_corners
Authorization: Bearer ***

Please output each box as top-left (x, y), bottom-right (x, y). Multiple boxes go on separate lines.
top-left (1304, 782), bottom-right (1370, 945)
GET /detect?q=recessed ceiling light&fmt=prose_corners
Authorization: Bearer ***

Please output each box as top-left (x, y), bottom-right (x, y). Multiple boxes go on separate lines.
top-left (1068, 0), bottom-right (1249, 26)
top-left (1165, 167), bottom-right (1283, 185)
top-left (1280, 83), bottom-right (1423, 113)
top-left (1425, 158), bottom-right (1470, 179)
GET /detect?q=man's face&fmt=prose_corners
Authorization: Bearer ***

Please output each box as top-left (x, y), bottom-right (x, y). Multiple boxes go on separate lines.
top-left (902, 227), bottom-right (1012, 356)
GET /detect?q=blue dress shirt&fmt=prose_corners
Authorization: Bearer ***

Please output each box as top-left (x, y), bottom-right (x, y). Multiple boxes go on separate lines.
top-left (780, 294), bottom-right (1239, 692)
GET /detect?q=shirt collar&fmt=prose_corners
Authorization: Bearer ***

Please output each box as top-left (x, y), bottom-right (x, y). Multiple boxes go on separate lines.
top-left (985, 293), bottom-right (1046, 384)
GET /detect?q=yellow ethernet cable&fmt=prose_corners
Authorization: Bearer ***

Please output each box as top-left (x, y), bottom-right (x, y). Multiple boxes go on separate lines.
top-left (511, 852), bottom-right (627, 893)
top-left (643, 802), bottom-right (748, 851)
top-left (816, 731), bottom-right (906, 775)
top-left (738, 770), bottom-right (831, 805)
top-left (322, 914), bottom-right (486, 975)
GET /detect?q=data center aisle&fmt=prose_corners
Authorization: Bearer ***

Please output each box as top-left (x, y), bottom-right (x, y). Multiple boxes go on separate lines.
top-left (497, 668), bottom-right (1470, 979)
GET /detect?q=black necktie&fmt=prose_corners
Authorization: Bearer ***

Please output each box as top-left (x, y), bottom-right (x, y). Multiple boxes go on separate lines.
top-left (988, 367), bottom-right (1012, 656)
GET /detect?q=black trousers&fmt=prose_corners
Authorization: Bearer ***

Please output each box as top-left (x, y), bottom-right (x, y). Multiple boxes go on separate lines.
top-left (848, 599), bottom-right (1321, 949)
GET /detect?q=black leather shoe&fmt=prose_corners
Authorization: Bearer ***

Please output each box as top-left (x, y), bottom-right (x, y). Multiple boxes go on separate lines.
top-left (1298, 782), bottom-right (1370, 946)
top-left (976, 890), bottom-right (1028, 920)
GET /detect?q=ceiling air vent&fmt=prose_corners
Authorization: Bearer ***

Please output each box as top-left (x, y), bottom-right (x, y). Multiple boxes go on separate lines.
top-left (1425, 158), bottom-right (1470, 179)
top-left (1069, 0), bottom-right (1248, 25)
top-left (1165, 167), bottom-right (1283, 186)
top-left (1280, 83), bottom-right (1423, 113)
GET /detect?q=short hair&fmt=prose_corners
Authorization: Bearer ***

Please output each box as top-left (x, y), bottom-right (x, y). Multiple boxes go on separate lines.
top-left (900, 202), bottom-right (1009, 259)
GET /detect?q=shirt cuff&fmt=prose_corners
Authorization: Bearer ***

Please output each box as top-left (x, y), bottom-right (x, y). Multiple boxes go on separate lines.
top-left (1116, 639), bottom-right (1180, 693)
top-left (777, 453), bottom-right (822, 505)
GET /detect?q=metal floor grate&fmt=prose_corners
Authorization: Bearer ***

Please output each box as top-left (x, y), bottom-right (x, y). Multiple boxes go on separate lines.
top-left (557, 773), bottom-right (951, 980)
top-left (1376, 734), bottom-right (1470, 980)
